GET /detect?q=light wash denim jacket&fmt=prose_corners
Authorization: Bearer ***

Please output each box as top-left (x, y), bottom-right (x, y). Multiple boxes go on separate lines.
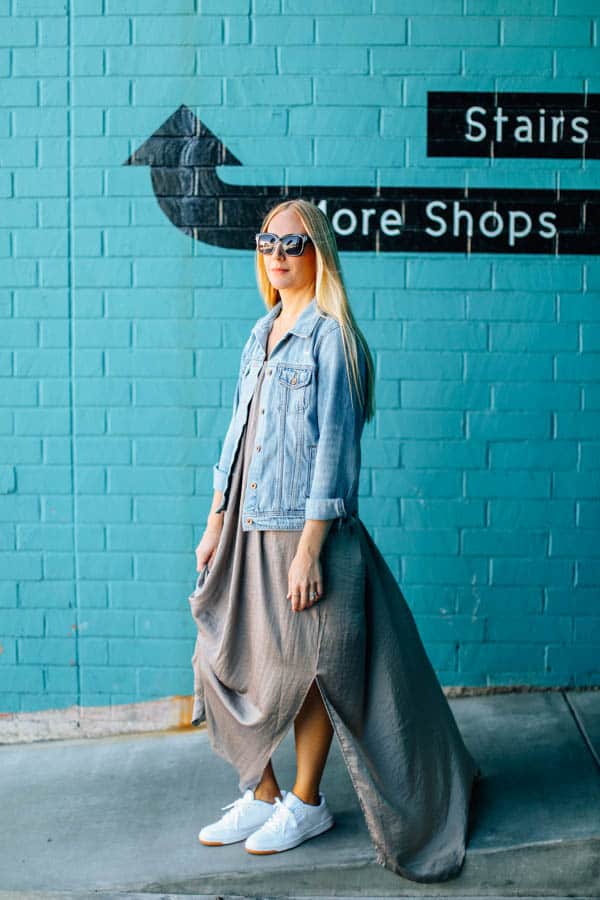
top-left (212, 296), bottom-right (367, 530)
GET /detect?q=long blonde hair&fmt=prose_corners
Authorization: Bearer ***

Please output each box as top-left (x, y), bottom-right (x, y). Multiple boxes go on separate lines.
top-left (255, 199), bottom-right (376, 423)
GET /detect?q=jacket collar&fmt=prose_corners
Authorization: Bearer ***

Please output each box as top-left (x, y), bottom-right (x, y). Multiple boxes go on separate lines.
top-left (252, 295), bottom-right (324, 350)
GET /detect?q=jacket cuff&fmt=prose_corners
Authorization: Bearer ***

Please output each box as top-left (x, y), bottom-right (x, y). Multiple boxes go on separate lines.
top-left (213, 464), bottom-right (227, 493)
top-left (304, 496), bottom-right (347, 520)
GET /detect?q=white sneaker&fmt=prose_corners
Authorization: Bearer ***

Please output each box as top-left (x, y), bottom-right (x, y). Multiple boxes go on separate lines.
top-left (198, 788), bottom-right (287, 846)
top-left (244, 790), bottom-right (334, 855)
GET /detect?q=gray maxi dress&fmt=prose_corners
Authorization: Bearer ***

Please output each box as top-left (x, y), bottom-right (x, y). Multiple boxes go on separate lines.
top-left (188, 358), bottom-right (482, 884)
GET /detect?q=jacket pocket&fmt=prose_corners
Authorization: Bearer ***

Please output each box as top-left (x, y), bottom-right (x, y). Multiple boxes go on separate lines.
top-left (277, 364), bottom-right (313, 412)
top-left (277, 365), bottom-right (313, 388)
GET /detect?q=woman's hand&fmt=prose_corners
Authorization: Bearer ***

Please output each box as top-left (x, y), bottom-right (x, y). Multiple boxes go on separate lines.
top-left (287, 548), bottom-right (323, 612)
top-left (195, 521), bottom-right (223, 573)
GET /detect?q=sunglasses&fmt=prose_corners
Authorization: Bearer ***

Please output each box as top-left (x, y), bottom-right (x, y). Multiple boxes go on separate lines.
top-left (255, 232), bottom-right (314, 256)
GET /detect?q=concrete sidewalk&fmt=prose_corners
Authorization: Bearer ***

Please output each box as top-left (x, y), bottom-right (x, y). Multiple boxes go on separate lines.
top-left (0, 689), bottom-right (598, 898)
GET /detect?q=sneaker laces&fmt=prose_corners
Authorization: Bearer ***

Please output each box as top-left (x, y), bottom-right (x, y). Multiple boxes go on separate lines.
top-left (260, 796), bottom-right (297, 835)
top-left (219, 794), bottom-right (253, 828)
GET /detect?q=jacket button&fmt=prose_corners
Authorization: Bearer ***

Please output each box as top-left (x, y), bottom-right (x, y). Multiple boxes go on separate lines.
top-left (250, 482), bottom-right (257, 489)
top-left (256, 445), bottom-right (261, 451)
top-left (246, 517), bottom-right (253, 524)
top-left (291, 375), bottom-right (297, 384)
top-left (267, 369), bottom-right (272, 376)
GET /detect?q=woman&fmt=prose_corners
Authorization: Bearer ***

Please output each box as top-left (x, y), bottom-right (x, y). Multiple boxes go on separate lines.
top-left (188, 198), bottom-right (481, 883)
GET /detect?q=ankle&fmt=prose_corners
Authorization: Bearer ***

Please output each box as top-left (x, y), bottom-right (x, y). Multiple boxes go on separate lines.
top-left (291, 787), bottom-right (320, 806)
top-left (254, 786), bottom-right (282, 803)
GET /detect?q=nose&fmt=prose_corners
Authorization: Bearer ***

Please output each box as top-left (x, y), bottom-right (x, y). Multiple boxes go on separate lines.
top-left (274, 241), bottom-right (286, 259)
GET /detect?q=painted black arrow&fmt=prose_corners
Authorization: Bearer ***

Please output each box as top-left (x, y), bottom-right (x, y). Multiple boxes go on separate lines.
top-left (123, 104), bottom-right (600, 255)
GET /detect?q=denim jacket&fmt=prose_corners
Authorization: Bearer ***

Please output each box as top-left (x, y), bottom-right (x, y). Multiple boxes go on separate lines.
top-left (212, 296), bottom-right (367, 530)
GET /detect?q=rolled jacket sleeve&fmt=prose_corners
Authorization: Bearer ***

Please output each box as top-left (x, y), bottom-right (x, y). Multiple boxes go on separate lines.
top-left (305, 324), bottom-right (366, 521)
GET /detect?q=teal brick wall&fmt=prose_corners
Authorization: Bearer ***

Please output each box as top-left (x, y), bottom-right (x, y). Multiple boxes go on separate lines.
top-left (1, 0), bottom-right (599, 716)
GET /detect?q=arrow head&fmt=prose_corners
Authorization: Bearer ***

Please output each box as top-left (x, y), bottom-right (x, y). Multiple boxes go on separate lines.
top-left (122, 104), bottom-right (242, 169)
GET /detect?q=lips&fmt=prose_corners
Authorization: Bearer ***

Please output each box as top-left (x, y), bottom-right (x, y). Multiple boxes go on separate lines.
top-left (272, 267), bottom-right (288, 272)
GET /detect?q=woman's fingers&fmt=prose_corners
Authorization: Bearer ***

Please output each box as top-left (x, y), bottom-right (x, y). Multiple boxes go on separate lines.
top-left (302, 583), bottom-right (310, 609)
top-left (288, 586), bottom-right (303, 612)
top-left (288, 582), bottom-right (323, 611)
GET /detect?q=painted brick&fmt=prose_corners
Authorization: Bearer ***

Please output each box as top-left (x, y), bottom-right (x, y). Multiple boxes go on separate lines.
top-left (578, 501), bottom-right (600, 528)
top-left (1, 3), bottom-right (599, 717)
top-left (401, 441), bottom-right (486, 469)
top-left (578, 560), bottom-right (600, 586)
top-left (491, 558), bottom-right (573, 586)
top-left (137, 667), bottom-right (193, 694)
top-left (487, 615), bottom-right (573, 644)
top-left (467, 470), bottom-right (552, 500)
top-left (81, 665), bottom-right (137, 694)
top-left (489, 500), bottom-right (576, 528)
top-left (2, 610), bottom-right (44, 636)
top-left (380, 350), bottom-right (462, 380)
top-left (456, 586), bottom-right (542, 616)
top-left (489, 441), bottom-right (578, 470)
top-left (136, 611), bottom-right (192, 638)
top-left (45, 667), bottom-right (79, 692)
top-left (404, 322), bottom-right (487, 351)
top-left (16, 525), bottom-right (73, 551)
top-left (45, 553), bottom-right (76, 580)
top-left (465, 47), bottom-right (553, 74)
top-left (554, 472), bottom-right (600, 498)
top-left (412, 15), bottom-right (499, 45)
top-left (108, 411), bottom-right (195, 437)
top-left (556, 409), bottom-right (598, 440)
top-left (377, 528), bottom-right (459, 556)
top-left (459, 643), bottom-right (545, 672)
top-left (416, 614), bottom-right (484, 642)
top-left (556, 354), bottom-right (600, 381)
top-left (379, 410), bottom-right (464, 439)
top-left (0, 666), bottom-right (44, 692)
top-left (107, 525), bottom-right (192, 551)
top-left (547, 645), bottom-right (600, 675)
top-left (108, 637), bottom-right (191, 667)
top-left (403, 557), bottom-right (488, 585)
top-left (462, 529), bottom-right (548, 558)
top-left (403, 499), bottom-right (484, 529)
top-left (402, 381), bottom-right (489, 409)
top-left (550, 530), bottom-right (600, 558)
top-left (78, 638), bottom-right (108, 665)
top-left (76, 525), bottom-right (105, 551)
top-left (468, 411), bottom-right (551, 440)
top-left (282, 47), bottom-right (368, 74)
top-left (18, 637), bottom-right (75, 665)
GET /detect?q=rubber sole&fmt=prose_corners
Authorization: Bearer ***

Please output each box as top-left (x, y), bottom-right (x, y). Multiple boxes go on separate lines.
top-left (198, 832), bottom-right (255, 846)
top-left (245, 816), bottom-right (335, 854)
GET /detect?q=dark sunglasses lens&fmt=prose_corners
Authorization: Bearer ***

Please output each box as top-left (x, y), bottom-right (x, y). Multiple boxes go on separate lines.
top-left (257, 234), bottom-right (276, 254)
top-left (281, 235), bottom-right (303, 255)
top-left (256, 233), bottom-right (310, 255)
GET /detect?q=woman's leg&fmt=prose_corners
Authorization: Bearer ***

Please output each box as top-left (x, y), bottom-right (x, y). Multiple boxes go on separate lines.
top-left (292, 678), bottom-right (334, 805)
top-left (253, 758), bottom-right (283, 803)
top-left (254, 679), bottom-right (334, 805)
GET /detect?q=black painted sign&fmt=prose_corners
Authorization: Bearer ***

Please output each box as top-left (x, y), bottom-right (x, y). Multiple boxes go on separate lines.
top-left (123, 105), bottom-right (599, 255)
top-left (428, 91), bottom-right (599, 159)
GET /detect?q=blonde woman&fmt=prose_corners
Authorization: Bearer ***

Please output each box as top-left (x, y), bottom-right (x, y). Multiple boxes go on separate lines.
top-left (188, 199), bottom-right (481, 883)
